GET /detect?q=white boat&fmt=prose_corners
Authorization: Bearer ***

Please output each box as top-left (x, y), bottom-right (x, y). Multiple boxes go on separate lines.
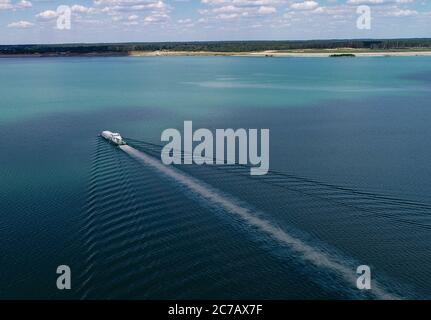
top-left (100, 131), bottom-right (126, 146)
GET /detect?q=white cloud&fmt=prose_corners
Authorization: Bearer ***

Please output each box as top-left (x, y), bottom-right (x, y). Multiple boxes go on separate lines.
top-left (1, 0), bottom-right (32, 10)
top-left (202, 0), bottom-right (282, 5)
top-left (312, 6), bottom-right (350, 15)
top-left (96, 0), bottom-right (170, 24)
top-left (36, 9), bottom-right (58, 19)
top-left (71, 5), bottom-right (97, 14)
top-left (95, 0), bottom-right (166, 8)
top-left (0, 0), bottom-right (13, 10)
top-left (347, 0), bottom-right (414, 4)
top-left (257, 5), bottom-right (276, 14)
top-left (177, 18), bottom-right (195, 28)
top-left (16, 0), bottom-right (32, 8)
top-left (213, 5), bottom-right (240, 13)
top-left (290, 1), bottom-right (319, 11)
top-left (144, 12), bottom-right (169, 23)
top-left (201, 0), bottom-right (279, 21)
top-left (7, 20), bottom-right (34, 28)
top-left (387, 8), bottom-right (418, 16)
top-left (217, 13), bottom-right (239, 19)
top-left (347, 0), bottom-right (385, 4)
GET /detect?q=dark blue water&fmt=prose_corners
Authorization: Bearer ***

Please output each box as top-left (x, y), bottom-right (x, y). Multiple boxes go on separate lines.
top-left (0, 56), bottom-right (430, 299)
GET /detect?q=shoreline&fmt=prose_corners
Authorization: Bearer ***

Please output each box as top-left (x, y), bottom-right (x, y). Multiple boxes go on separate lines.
top-left (2, 50), bottom-right (431, 58)
top-left (129, 50), bottom-right (431, 57)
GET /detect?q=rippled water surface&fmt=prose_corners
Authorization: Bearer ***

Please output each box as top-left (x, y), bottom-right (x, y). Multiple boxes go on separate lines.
top-left (1, 56), bottom-right (430, 299)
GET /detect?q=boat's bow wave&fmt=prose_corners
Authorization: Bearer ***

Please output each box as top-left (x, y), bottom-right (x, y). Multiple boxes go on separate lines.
top-left (77, 137), bottom-right (431, 299)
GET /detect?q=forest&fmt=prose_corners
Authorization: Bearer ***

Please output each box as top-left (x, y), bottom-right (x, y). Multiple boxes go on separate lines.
top-left (1, 39), bottom-right (431, 55)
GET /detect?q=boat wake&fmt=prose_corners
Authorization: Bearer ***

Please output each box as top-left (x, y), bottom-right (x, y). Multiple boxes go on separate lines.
top-left (120, 144), bottom-right (399, 300)
top-left (79, 137), bottom-right (431, 299)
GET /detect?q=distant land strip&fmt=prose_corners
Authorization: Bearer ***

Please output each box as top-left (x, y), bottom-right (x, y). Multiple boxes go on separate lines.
top-left (2, 39), bottom-right (431, 57)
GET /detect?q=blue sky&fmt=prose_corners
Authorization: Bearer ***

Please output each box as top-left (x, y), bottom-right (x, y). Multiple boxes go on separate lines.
top-left (1, 0), bottom-right (430, 44)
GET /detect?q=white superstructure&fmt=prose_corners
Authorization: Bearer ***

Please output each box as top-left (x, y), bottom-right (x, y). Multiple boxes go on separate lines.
top-left (101, 131), bottom-right (126, 145)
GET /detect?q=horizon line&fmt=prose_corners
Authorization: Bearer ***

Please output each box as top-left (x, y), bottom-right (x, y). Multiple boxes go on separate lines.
top-left (2, 37), bottom-right (431, 47)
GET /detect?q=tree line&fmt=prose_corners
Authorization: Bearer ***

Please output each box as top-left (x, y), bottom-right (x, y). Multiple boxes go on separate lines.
top-left (1, 39), bottom-right (431, 55)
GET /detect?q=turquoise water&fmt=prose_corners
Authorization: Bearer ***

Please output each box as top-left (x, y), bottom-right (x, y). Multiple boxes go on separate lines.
top-left (0, 56), bottom-right (430, 299)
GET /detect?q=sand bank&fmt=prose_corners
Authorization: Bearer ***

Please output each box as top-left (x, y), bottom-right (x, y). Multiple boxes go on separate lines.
top-left (129, 50), bottom-right (431, 58)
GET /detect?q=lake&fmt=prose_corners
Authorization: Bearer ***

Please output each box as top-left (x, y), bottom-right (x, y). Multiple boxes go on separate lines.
top-left (0, 56), bottom-right (430, 299)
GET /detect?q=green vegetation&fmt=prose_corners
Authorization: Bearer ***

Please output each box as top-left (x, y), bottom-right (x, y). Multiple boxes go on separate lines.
top-left (1, 39), bottom-right (431, 55)
top-left (329, 53), bottom-right (356, 57)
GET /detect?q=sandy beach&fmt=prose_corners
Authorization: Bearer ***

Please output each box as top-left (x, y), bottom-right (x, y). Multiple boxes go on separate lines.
top-left (2, 49), bottom-right (431, 59)
top-left (129, 50), bottom-right (431, 58)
